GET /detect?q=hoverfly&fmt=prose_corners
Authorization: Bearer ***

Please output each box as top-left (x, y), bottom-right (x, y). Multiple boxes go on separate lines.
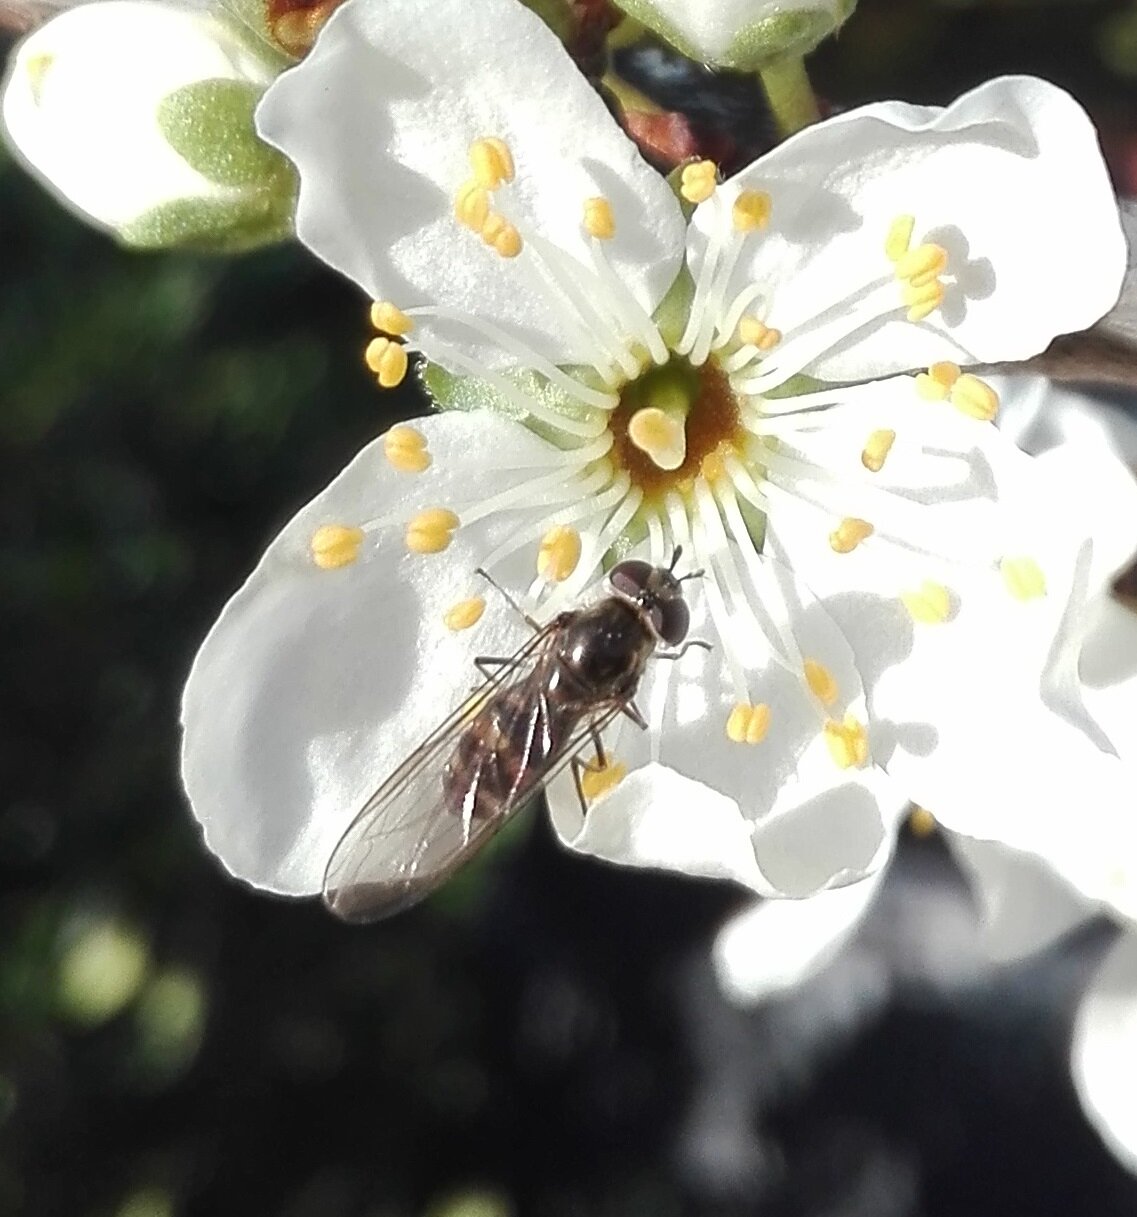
top-left (322, 550), bottom-right (706, 922)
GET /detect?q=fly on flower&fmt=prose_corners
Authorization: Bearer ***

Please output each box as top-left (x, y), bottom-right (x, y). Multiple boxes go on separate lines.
top-left (323, 553), bottom-right (706, 922)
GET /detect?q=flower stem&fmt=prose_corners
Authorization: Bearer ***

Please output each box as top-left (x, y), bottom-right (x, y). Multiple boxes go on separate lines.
top-left (758, 56), bottom-right (820, 138)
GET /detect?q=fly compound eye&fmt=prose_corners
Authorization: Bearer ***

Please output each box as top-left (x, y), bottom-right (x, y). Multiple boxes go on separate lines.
top-left (609, 559), bottom-right (653, 599)
top-left (656, 595), bottom-right (690, 646)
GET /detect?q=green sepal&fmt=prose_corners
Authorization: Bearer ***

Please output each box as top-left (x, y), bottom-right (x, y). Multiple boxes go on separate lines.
top-left (214, 0), bottom-right (297, 62)
top-left (651, 266), bottom-right (695, 350)
top-left (418, 362), bottom-right (597, 451)
top-left (614, 0), bottom-right (855, 69)
top-left (119, 187), bottom-right (296, 253)
top-left (518, 0), bottom-right (574, 44)
top-left (157, 79), bottom-right (290, 191)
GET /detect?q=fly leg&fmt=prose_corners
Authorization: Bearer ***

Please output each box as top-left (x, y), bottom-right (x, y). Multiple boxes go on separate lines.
top-left (474, 654), bottom-right (526, 681)
top-left (657, 639), bottom-right (714, 661)
top-left (570, 725), bottom-right (610, 819)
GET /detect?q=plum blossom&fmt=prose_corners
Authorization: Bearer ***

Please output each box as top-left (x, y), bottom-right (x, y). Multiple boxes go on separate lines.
top-left (183, 0), bottom-right (1128, 907)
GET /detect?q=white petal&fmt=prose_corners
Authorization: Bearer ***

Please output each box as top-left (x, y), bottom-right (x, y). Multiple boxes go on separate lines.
top-left (764, 385), bottom-right (1137, 916)
top-left (256, 0), bottom-right (685, 372)
top-left (2, 1), bottom-right (274, 231)
top-left (712, 862), bottom-right (888, 1005)
top-left (1080, 596), bottom-right (1137, 765)
top-left (698, 77), bottom-right (1123, 381)
top-left (181, 412), bottom-right (563, 896)
top-left (946, 834), bottom-right (1096, 963)
top-left (546, 762), bottom-right (774, 892)
top-left (1072, 933), bottom-right (1137, 1174)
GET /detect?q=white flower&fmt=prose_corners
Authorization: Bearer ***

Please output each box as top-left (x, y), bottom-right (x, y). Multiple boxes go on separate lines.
top-left (1, 0), bottom-right (293, 247)
top-left (184, 0), bottom-right (1127, 906)
top-left (612, 0), bottom-right (855, 68)
top-left (715, 376), bottom-right (1137, 1003)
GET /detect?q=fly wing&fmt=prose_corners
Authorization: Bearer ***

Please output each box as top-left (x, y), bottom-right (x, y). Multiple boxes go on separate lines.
top-left (322, 634), bottom-right (626, 924)
top-left (322, 620), bottom-right (565, 923)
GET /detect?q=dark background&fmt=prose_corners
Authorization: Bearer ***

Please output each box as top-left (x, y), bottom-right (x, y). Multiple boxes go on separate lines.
top-left (4, 1), bottom-right (1137, 1214)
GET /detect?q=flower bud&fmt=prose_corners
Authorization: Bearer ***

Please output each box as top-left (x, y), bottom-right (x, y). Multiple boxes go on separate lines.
top-left (1, 1), bottom-right (297, 250)
top-left (613, 0), bottom-right (856, 70)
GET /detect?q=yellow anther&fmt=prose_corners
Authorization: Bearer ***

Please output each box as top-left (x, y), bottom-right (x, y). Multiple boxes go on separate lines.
top-left (480, 212), bottom-right (522, 258)
top-left (908, 807), bottom-right (938, 838)
top-left (828, 517), bottom-right (874, 554)
top-left (628, 406), bottom-right (687, 472)
top-left (364, 336), bottom-right (409, 389)
top-left (405, 508), bottom-right (460, 555)
top-left (894, 242), bottom-right (948, 283)
top-left (884, 214), bottom-right (915, 262)
top-left (580, 758), bottom-right (627, 803)
top-left (914, 361), bottom-right (961, 401)
top-left (950, 373), bottom-right (999, 422)
top-left (902, 278), bottom-right (945, 323)
top-left (679, 160), bottom-right (718, 204)
top-left (468, 136), bottom-right (515, 189)
top-left (537, 524), bottom-right (582, 583)
top-left (383, 424), bottom-right (430, 474)
top-left (310, 524), bottom-right (365, 571)
top-left (1000, 556), bottom-right (1047, 601)
top-left (700, 446), bottom-right (728, 484)
top-left (823, 714), bottom-right (870, 769)
top-left (732, 189), bottom-right (771, 232)
top-left (454, 179), bottom-right (491, 231)
top-left (804, 659), bottom-right (838, 706)
top-left (900, 580), bottom-right (952, 624)
top-left (369, 300), bottom-right (414, 337)
top-left (443, 597), bottom-right (486, 631)
top-left (861, 429), bottom-right (896, 473)
top-left (583, 196), bottom-right (616, 239)
top-left (726, 702), bottom-right (771, 745)
top-left (738, 316), bottom-right (781, 350)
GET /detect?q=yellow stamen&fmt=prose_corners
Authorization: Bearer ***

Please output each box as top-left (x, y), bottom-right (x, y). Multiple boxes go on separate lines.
top-left (828, 517), bottom-right (874, 554)
top-left (628, 406), bottom-right (687, 472)
top-left (468, 136), bottom-right (515, 189)
top-left (908, 807), bottom-right (938, 838)
top-left (700, 443), bottom-right (731, 485)
top-left (365, 336), bottom-right (409, 389)
top-left (861, 429), bottom-right (896, 473)
top-left (680, 160), bottom-right (717, 204)
top-left (804, 659), bottom-right (838, 706)
top-left (726, 702), bottom-right (771, 745)
top-left (900, 580), bottom-right (952, 624)
top-left (370, 300), bottom-right (414, 337)
top-left (383, 424), bottom-right (430, 474)
top-left (1000, 556), bottom-right (1046, 601)
top-left (480, 212), bottom-right (522, 258)
top-left (583, 196), bottom-right (616, 239)
top-left (580, 758), bottom-right (627, 803)
top-left (443, 597), bottom-right (486, 631)
top-left (738, 316), bottom-right (781, 350)
top-left (895, 242), bottom-right (948, 283)
top-left (950, 373), bottom-right (999, 422)
top-left (732, 189), bottom-right (771, 232)
top-left (454, 179), bottom-right (490, 231)
top-left (537, 524), bottom-right (582, 583)
top-left (915, 361), bottom-right (961, 401)
top-left (310, 524), bottom-right (364, 570)
top-left (902, 278), bottom-right (945, 323)
top-left (406, 508), bottom-right (460, 555)
top-left (884, 214), bottom-right (915, 262)
top-left (823, 714), bottom-right (870, 769)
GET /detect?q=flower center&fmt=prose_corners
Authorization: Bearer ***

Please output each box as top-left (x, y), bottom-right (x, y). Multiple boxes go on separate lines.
top-left (608, 358), bottom-right (746, 504)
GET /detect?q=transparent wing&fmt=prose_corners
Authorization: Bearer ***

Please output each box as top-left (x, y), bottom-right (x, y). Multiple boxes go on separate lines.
top-left (322, 621), bottom-right (624, 924)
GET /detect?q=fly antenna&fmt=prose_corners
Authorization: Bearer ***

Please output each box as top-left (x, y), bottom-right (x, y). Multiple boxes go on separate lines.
top-left (668, 545), bottom-right (683, 572)
top-left (474, 567), bottom-right (540, 631)
top-left (678, 568), bottom-right (704, 584)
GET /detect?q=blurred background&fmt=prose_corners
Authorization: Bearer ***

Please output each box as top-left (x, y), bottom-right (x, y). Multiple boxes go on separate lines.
top-left (4, 1), bottom-right (1137, 1214)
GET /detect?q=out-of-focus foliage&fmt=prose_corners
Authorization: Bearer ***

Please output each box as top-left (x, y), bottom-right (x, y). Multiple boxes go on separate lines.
top-left (3, 3), bottom-right (1137, 1216)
